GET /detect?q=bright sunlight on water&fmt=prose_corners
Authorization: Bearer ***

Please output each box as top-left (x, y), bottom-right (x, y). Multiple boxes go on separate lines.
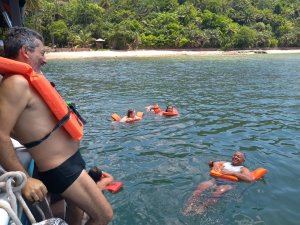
top-left (44, 53), bottom-right (300, 225)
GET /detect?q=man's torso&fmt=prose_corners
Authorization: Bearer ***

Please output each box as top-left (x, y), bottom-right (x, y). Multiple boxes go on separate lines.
top-left (7, 75), bottom-right (80, 171)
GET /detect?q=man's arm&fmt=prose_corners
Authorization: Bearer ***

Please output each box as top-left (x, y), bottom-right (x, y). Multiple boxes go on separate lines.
top-left (0, 76), bottom-right (30, 172)
top-left (211, 161), bottom-right (226, 172)
top-left (0, 76), bottom-right (47, 201)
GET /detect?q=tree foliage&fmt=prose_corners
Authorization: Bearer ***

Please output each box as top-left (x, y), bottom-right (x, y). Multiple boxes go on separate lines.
top-left (15, 0), bottom-right (300, 49)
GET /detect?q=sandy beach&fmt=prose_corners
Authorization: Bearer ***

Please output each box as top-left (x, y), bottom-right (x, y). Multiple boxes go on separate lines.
top-left (45, 49), bottom-right (300, 60)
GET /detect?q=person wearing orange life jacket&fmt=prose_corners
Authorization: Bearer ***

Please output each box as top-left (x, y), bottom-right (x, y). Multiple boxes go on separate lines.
top-left (163, 105), bottom-right (180, 116)
top-left (0, 27), bottom-right (112, 225)
top-left (147, 104), bottom-right (179, 116)
top-left (183, 151), bottom-right (257, 215)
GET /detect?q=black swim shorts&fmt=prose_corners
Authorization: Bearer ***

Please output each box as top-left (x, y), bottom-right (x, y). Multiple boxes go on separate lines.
top-left (38, 151), bottom-right (86, 194)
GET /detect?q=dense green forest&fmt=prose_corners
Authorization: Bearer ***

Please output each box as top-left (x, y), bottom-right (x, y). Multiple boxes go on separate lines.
top-left (11, 0), bottom-right (300, 49)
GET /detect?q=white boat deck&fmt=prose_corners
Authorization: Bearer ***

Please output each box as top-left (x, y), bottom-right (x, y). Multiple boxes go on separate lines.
top-left (0, 193), bottom-right (10, 225)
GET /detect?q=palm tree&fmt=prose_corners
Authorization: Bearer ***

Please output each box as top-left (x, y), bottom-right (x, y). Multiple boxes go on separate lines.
top-left (73, 30), bottom-right (95, 48)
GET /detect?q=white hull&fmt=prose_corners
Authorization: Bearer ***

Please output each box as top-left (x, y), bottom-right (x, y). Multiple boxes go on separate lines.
top-left (0, 208), bottom-right (9, 225)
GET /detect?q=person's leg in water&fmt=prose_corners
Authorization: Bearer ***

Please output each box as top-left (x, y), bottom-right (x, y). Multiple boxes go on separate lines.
top-left (183, 179), bottom-right (216, 215)
top-left (62, 170), bottom-right (113, 225)
top-left (194, 184), bottom-right (233, 215)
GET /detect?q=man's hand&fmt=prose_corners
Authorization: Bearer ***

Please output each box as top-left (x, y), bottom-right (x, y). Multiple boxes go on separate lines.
top-left (22, 177), bottom-right (48, 202)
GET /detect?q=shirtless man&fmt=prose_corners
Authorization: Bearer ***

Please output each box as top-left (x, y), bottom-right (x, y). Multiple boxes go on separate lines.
top-left (183, 151), bottom-right (254, 215)
top-left (0, 27), bottom-right (112, 225)
top-left (146, 104), bottom-right (162, 114)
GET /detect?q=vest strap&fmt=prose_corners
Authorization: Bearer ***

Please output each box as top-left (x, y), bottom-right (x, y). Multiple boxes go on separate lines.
top-left (23, 110), bottom-right (71, 149)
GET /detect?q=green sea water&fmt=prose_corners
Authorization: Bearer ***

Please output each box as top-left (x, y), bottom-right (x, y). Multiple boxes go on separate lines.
top-left (45, 53), bottom-right (300, 225)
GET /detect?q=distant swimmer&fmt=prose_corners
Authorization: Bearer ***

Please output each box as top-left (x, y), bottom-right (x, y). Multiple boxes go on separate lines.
top-left (163, 105), bottom-right (179, 116)
top-left (183, 151), bottom-right (267, 215)
top-left (146, 104), bottom-right (179, 116)
top-left (146, 104), bottom-right (163, 114)
top-left (111, 109), bottom-right (143, 123)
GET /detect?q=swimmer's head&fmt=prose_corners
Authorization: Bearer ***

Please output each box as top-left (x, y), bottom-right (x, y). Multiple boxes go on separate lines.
top-left (165, 105), bottom-right (173, 112)
top-left (127, 109), bottom-right (135, 118)
top-left (231, 151), bottom-right (246, 166)
top-left (152, 104), bottom-right (161, 113)
top-left (88, 166), bottom-right (102, 182)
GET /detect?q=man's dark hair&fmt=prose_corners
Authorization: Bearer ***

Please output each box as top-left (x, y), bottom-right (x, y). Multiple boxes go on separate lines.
top-left (3, 27), bottom-right (44, 59)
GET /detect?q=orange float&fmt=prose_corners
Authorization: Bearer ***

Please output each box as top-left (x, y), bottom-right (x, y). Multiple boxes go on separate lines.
top-left (105, 181), bottom-right (124, 193)
top-left (210, 167), bottom-right (268, 181)
top-left (162, 108), bottom-right (179, 117)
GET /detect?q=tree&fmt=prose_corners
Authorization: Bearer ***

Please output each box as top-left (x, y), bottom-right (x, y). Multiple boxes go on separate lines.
top-left (106, 19), bottom-right (142, 49)
top-left (99, 0), bottom-right (111, 9)
top-left (25, 0), bottom-right (42, 11)
top-left (232, 26), bottom-right (257, 48)
top-left (72, 29), bottom-right (95, 48)
top-left (182, 24), bottom-right (208, 48)
top-left (22, 0), bottom-right (300, 48)
top-left (176, 3), bottom-right (197, 26)
top-left (51, 20), bottom-right (69, 47)
top-left (204, 29), bottom-right (222, 47)
top-left (24, 0), bottom-right (43, 31)
top-left (198, 0), bottom-right (230, 15)
top-left (141, 12), bottom-right (183, 48)
top-left (65, 0), bottom-right (104, 27)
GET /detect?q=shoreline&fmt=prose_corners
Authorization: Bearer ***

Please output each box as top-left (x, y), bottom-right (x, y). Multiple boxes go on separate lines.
top-left (45, 49), bottom-right (300, 60)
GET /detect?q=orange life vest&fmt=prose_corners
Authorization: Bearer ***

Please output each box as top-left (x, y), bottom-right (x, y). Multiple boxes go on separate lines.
top-left (0, 57), bottom-right (84, 141)
top-left (162, 108), bottom-right (179, 117)
top-left (210, 167), bottom-right (268, 181)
